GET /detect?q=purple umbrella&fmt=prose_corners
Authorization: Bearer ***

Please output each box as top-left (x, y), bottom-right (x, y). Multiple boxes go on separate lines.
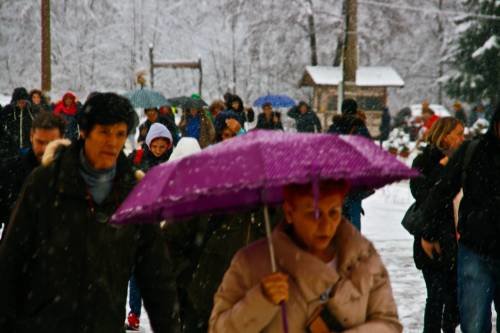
top-left (111, 130), bottom-right (418, 332)
top-left (112, 130), bottom-right (417, 224)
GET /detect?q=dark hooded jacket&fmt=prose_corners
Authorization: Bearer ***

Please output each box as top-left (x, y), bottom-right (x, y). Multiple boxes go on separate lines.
top-left (328, 114), bottom-right (371, 138)
top-left (421, 103), bottom-right (500, 259)
top-left (1, 88), bottom-right (35, 150)
top-left (255, 112), bottom-right (283, 130)
top-left (287, 104), bottom-right (322, 133)
top-left (0, 141), bottom-right (179, 332)
top-left (0, 149), bottom-right (39, 231)
top-left (226, 94), bottom-right (247, 126)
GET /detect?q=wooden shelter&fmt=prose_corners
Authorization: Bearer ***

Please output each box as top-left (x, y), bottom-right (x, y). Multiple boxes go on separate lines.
top-left (300, 66), bottom-right (404, 137)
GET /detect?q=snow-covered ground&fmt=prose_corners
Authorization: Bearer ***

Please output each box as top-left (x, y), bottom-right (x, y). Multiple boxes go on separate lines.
top-left (364, 182), bottom-right (496, 332)
top-left (0, 93), bottom-right (10, 106)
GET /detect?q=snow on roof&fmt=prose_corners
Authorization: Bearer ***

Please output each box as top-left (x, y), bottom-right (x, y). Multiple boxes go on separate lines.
top-left (301, 66), bottom-right (405, 87)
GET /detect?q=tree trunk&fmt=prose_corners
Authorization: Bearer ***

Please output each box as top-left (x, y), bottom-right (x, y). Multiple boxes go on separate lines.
top-left (41, 0), bottom-right (51, 93)
top-left (306, 0), bottom-right (318, 66)
top-left (333, 0), bottom-right (347, 66)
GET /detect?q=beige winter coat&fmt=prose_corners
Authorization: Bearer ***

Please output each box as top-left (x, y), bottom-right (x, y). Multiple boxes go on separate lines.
top-left (209, 220), bottom-right (402, 333)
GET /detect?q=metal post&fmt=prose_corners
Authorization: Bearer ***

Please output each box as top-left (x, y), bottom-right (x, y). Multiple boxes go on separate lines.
top-left (149, 45), bottom-right (154, 89)
top-left (198, 57), bottom-right (203, 97)
top-left (41, 0), bottom-right (51, 93)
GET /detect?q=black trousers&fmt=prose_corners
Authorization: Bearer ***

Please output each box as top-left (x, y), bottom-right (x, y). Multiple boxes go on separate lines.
top-left (422, 266), bottom-right (460, 333)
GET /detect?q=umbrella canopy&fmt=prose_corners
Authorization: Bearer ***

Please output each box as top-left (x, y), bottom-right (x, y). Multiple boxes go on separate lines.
top-left (112, 130), bottom-right (418, 225)
top-left (167, 95), bottom-right (207, 109)
top-left (254, 94), bottom-right (296, 108)
top-left (124, 87), bottom-right (170, 109)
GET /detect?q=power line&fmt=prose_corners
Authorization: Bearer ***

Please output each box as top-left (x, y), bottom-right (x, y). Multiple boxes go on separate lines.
top-left (359, 0), bottom-right (500, 21)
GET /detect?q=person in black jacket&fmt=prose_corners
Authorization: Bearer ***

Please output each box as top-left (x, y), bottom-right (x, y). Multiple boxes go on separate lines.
top-left (287, 101), bottom-right (322, 133)
top-left (410, 117), bottom-right (464, 333)
top-left (1, 87), bottom-right (35, 150)
top-left (327, 99), bottom-right (372, 231)
top-left (0, 93), bottom-right (179, 333)
top-left (421, 103), bottom-right (500, 333)
top-left (0, 112), bottom-right (65, 236)
top-left (225, 94), bottom-right (250, 126)
top-left (255, 102), bottom-right (283, 130)
top-left (29, 89), bottom-right (51, 114)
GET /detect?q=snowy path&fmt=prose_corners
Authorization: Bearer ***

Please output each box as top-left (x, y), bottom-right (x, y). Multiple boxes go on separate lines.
top-left (363, 182), bottom-right (427, 331)
top-left (363, 182), bottom-right (497, 332)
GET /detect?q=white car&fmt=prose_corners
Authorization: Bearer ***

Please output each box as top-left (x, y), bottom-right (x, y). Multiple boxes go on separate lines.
top-left (410, 104), bottom-right (451, 118)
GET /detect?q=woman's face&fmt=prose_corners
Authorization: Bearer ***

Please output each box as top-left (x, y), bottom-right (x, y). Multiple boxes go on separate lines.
top-left (231, 100), bottom-right (240, 110)
top-left (32, 93), bottom-right (41, 105)
top-left (150, 138), bottom-right (171, 157)
top-left (146, 109), bottom-right (159, 123)
top-left (284, 191), bottom-right (344, 258)
top-left (444, 124), bottom-right (465, 150)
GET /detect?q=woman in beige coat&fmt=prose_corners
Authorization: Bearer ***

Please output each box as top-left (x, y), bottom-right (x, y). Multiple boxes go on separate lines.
top-left (209, 180), bottom-right (402, 332)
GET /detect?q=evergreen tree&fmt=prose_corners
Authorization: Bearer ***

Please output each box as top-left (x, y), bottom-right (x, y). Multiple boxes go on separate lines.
top-left (445, 0), bottom-right (500, 105)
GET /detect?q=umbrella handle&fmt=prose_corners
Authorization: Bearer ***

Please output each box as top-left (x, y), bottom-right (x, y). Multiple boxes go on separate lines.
top-left (280, 302), bottom-right (289, 333)
top-left (263, 205), bottom-right (289, 333)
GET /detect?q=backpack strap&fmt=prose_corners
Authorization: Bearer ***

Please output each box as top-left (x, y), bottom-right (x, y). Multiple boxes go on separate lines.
top-left (461, 139), bottom-right (480, 186)
top-left (133, 148), bottom-right (144, 166)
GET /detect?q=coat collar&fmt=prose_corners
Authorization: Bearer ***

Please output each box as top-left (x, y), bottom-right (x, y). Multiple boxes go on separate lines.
top-left (272, 219), bottom-right (370, 303)
top-left (45, 140), bottom-right (136, 203)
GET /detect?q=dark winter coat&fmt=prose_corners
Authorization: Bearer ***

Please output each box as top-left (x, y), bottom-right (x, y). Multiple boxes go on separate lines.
top-left (328, 114), bottom-right (372, 138)
top-left (0, 141), bottom-right (179, 333)
top-left (379, 107), bottom-right (391, 141)
top-left (1, 89), bottom-right (35, 149)
top-left (0, 148), bottom-right (39, 230)
top-left (328, 114), bottom-right (373, 223)
top-left (226, 95), bottom-right (248, 126)
top-left (161, 216), bottom-right (211, 332)
top-left (287, 106), bottom-right (322, 133)
top-left (0, 125), bottom-right (18, 159)
top-left (255, 112), bottom-right (283, 130)
top-left (129, 145), bottom-right (171, 173)
top-left (186, 208), bottom-right (282, 331)
top-left (410, 145), bottom-right (457, 270)
top-left (421, 106), bottom-right (500, 260)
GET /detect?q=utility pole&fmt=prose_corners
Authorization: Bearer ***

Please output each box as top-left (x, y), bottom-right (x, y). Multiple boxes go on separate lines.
top-left (437, 0), bottom-right (444, 104)
top-left (343, 0), bottom-right (358, 102)
top-left (41, 0), bottom-right (51, 93)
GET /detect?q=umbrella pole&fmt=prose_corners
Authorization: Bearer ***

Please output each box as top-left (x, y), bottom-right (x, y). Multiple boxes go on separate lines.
top-left (263, 205), bottom-right (289, 333)
top-left (263, 204), bottom-right (277, 272)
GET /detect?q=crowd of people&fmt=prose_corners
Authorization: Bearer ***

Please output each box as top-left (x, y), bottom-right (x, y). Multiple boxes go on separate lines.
top-left (0, 85), bottom-right (498, 333)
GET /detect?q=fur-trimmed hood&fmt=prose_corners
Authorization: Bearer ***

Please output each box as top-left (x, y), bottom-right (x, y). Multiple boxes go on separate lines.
top-left (41, 139), bottom-right (72, 167)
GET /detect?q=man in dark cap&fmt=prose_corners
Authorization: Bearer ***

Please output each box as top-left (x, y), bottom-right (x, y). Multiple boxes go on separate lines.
top-left (0, 92), bottom-right (179, 332)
